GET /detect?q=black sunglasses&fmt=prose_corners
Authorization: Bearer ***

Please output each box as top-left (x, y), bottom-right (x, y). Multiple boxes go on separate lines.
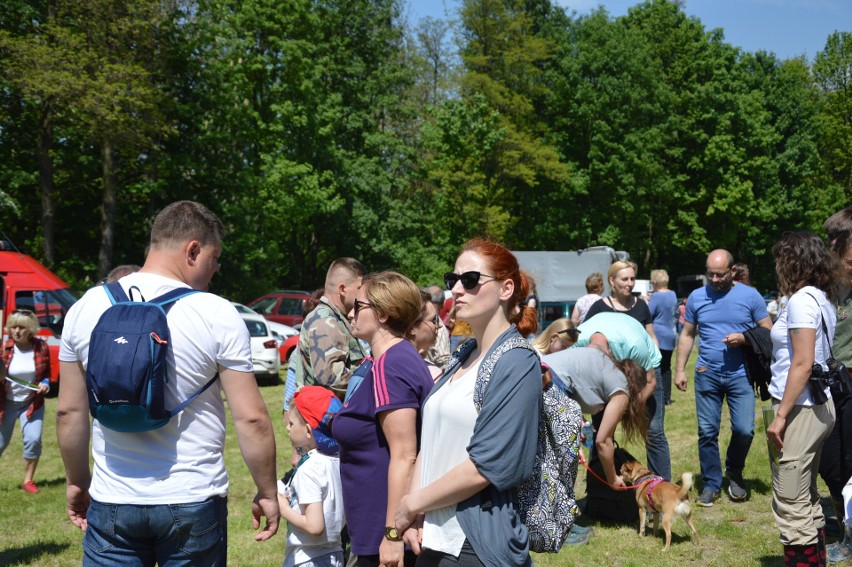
top-left (353, 299), bottom-right (373, 316)
top-left (444, 271), bottom-right (496, 291)
top-left (12, 309), bottom-right (34, 316)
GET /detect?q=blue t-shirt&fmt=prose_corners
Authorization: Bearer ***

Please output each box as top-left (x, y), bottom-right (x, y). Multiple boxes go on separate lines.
top-left (332, 340), bottom-right (434, 556)
top-left (685, 283), bottom-right (769, 376)
top-left (649, 290), bottom-right (678, 350)
top-left (572, 312), bottom-right (662, 370)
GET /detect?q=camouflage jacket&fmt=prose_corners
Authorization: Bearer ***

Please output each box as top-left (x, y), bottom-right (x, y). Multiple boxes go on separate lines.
top-left (292, 296), bottom-right (366, 400)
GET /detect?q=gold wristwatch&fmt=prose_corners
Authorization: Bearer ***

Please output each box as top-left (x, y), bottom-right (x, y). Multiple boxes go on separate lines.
top-left (384, 526), bottom-right (402, 541)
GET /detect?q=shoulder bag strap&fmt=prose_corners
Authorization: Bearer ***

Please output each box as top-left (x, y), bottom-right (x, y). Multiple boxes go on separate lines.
top-left (804, 292), bottom-right (834, 363)
top-left (473, 336), bottom-right (537, 413)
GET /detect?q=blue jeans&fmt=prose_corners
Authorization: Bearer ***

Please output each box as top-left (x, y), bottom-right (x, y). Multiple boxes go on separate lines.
top-left (646, 367), bottom-right (671, 480)
top-left (0, 398), bottom-right (44, 459)
top-left (694, 368), bottom-right (755, 492)
top-left (83, 496), bottom-right (227, 566)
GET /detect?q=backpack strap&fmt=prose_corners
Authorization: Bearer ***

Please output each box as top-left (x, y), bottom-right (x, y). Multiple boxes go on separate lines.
top-left (104, 281), bottom-right (199, 313)
top-left (104, 281), bottom-right (130, 304)
top-left (168, 372), bottom-right (220, 417)
top-left (473, 335), bottom-right (538, 413)
top-left (151, 287), bottom-right (201, 314)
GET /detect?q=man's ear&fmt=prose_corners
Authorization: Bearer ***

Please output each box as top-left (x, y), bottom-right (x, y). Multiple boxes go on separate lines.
top-left (186, 240), bottom-right (201, 264)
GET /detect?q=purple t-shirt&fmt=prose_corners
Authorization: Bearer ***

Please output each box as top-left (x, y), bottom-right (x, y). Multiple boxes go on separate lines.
top-left (332, 340), bottom-right (434, 556)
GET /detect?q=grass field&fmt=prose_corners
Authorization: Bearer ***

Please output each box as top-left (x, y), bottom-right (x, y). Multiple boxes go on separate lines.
top-left (0, 357), bottom-right (833, 566)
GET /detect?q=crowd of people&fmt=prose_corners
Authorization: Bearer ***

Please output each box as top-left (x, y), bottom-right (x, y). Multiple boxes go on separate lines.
top-left (2, 199), bottom-right (852, 567)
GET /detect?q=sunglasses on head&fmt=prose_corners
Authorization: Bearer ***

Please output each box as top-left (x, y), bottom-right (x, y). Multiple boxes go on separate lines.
top-left (12, 309), bottom-right (34, 316)
top-left (444, 271), bottom-right (496, 291)
top-left (353, 299), bottom-right (373, 316)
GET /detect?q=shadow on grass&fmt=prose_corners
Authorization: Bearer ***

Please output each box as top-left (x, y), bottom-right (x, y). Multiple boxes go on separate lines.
top-left (0, 542), bottom-right (71, 566)
top-left (758, 554), bottom-right (784, 566)
top-left (748, 477), bottom-right (771, 496)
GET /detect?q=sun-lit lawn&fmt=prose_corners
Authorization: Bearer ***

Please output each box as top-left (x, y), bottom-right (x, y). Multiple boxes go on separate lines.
top-left (0, 353), bottom-right (832, 565)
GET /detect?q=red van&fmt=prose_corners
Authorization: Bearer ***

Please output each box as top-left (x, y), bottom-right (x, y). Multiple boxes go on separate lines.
top-left (0, 242), bottom-right (78, 382)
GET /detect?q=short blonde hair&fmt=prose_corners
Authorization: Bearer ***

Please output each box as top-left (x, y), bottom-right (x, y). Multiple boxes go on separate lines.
top-left (363, 271), bottom-right (423, 336)
top-left (6, 309), bottom-right (38, 336)
top-left (650, 269), bottom-right (669, 286)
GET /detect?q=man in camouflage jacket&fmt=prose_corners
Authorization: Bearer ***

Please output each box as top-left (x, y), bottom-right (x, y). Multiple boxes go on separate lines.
top-left (292, 257), bottom-right (367, 402)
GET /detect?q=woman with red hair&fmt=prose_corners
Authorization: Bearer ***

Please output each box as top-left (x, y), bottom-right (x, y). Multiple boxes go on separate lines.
top-left (395, 239), bottom-right (542, 566)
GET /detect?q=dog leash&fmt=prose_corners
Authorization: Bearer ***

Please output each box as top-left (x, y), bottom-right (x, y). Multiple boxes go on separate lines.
top-left (578, 448), bottom-right (644, 490)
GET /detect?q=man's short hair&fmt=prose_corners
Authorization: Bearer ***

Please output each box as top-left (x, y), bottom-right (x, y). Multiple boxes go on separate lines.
top-left (326, 257), bottom-right (367, 283)
top-left (150, 201), bottom-right (224, 250)
top-left (824, 206), bottom-right (852, 242)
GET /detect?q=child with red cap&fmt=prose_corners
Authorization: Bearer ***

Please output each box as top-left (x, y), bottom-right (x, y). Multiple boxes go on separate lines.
top-left (278, 386), bottom-right (344, 567)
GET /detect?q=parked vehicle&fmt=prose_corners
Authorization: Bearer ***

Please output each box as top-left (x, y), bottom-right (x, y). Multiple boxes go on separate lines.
top-left (675, 274), bottom-right (708, 299)
top-left (281, 334), bottom-right (300, 367)
top-left (247, 290), bottom-right (311, 327)
top-left (0, 241), bottom-right (78, 383)
top-left (512, 247), bottom-right (629, 329)
top-left (231, 302), bottom-right (298, 338)
top-left (238, 311), bottom-right (281, 384)
top-left (231, 301), bottom-right (298, 364)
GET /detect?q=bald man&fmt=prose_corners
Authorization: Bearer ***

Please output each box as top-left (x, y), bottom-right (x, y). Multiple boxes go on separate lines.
top-left (675, 249), bottom-right (771, 507)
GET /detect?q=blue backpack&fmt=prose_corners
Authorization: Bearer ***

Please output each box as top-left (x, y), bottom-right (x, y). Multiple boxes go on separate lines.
top-left (86, 282), bottom-right (218, 432)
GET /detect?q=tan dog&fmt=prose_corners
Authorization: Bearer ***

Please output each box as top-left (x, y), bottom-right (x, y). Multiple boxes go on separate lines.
top-left (620, 460), bottom-right (700, 551)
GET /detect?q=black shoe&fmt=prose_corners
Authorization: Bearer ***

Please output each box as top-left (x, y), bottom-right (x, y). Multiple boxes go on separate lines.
top-left (727, 473), bottom-right (747, 502)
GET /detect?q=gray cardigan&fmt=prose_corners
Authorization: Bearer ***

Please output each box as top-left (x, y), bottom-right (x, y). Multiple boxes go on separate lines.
top-left (424, 326), bottom-right (541, 567)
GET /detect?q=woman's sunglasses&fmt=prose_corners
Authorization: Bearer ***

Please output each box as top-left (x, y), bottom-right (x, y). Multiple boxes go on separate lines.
top-left (353, 299), bottom-right (373, 316)
top-left (444, 271), bottom-right (496, 290)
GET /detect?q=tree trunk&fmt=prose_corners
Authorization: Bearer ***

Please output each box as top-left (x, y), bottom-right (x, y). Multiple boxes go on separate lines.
top-left (37, 102), bottom-right (55, 266)
top-left (98, 139), bottom-right (117, 279)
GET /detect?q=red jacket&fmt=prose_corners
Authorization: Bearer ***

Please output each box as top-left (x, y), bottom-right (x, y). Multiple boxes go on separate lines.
top-left (1, 337), bottom-right (51, 420)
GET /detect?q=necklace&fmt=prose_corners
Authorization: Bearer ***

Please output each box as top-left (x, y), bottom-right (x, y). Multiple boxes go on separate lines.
top-left (609, 294), bottom-right (635, 311)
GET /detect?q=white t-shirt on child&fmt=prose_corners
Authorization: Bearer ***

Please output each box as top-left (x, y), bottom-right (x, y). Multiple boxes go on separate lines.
top-left (278, 450), bottom-right (344, 566)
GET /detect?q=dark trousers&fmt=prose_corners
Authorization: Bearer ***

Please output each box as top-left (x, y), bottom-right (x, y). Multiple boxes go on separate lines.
top-left (660, 349), bottom-right (673, 404)
top-left (818, 393), bottom-right (852, 500)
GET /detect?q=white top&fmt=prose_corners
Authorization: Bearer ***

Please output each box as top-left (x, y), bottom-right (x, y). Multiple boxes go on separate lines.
top-left (59, 272), bottom-right (253, 504)
top-left (419, 358), bottom-right (482, 556)
top-left (7, 345), bottom-right (36, 402)
top-left (278, 450), bottom-right (344, 566)
top-left (769, 286), bottom-right (836, 406)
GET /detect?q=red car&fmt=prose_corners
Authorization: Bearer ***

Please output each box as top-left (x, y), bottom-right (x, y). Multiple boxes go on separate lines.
top-left (281, 334), bottom-right (300, 365)
top-left (247, 290), bottom-right (311, 328)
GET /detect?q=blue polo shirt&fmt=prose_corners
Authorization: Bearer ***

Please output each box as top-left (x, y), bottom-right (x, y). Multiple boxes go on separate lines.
top-left (685, 283), bottom-right (769, 376)
top-left (573, 312), bottom-right (661, 371)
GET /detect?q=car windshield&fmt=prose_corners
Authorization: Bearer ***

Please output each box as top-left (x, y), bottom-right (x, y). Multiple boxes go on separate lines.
top-left (243, 319), bottom-right (269, 338)
top-left (16, 288), bottom-right (78, 336)
top-left (276, 298), bottom-right (304, 315)
top-left (249, 297), bottom-right (277, 314)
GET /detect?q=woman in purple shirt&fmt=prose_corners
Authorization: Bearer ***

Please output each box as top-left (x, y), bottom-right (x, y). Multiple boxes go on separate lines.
top-left (333, 272), bottom-right (434, 567)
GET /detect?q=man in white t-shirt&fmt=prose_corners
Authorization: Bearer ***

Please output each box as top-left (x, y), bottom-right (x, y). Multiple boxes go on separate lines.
top-left (57, 201), bottom-right (279, 565)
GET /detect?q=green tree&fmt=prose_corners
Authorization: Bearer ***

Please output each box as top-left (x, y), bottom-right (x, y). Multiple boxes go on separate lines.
top-left (813, 31), bottom-right (852, 215)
